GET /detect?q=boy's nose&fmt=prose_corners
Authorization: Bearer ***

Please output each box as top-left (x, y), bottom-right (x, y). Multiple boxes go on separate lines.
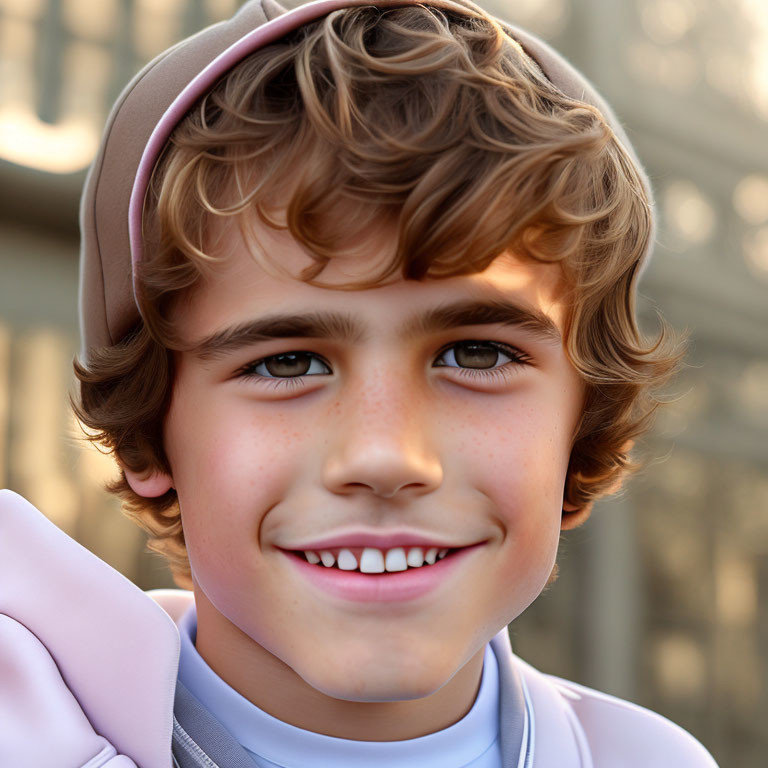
top-left (320, 381), bottom-right (444, 499)
top-left (322, 439), bottom-right (444, 499)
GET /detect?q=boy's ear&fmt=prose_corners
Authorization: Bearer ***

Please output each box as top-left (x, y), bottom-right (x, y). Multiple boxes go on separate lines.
top-left (561, 439), bottom-right (636, 530)
top-left (121, 463), bottom-right (174, 497)
top-left (561, 500), bottom-right (593, 530)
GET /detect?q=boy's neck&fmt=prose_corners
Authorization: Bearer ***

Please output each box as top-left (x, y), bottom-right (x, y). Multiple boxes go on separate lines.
top-left (192, 589), bottom-right (486, 741)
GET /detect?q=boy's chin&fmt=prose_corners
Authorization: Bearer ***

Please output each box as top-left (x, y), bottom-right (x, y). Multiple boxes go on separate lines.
top-left (293, 647), bottom-right (471, 704)
top-left (302, 669), bottom-right (451, 704)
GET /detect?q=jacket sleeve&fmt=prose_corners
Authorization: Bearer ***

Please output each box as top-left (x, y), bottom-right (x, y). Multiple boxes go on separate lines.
top-left (0, 614), bottom-right (139, 768)
top-left (546, 675), bottom-right (720, 767)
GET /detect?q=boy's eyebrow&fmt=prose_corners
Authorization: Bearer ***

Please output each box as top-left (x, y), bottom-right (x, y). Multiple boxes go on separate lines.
top-left (191, 298), bottom-right (562, 361)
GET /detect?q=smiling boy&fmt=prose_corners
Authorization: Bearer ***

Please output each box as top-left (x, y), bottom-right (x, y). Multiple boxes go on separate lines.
top-left (0, 0), bottom-right (720, 765)
top-left (143, 230), bottom-right (580, 738)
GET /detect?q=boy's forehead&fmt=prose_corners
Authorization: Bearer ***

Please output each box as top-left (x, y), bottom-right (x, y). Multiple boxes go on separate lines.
top-left (178, 215), bottom-right (570, 343)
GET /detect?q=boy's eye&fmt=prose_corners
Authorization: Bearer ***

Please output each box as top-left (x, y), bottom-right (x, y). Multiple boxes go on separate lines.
top-left (243, 351), bottom-right (330, 379)
top-left (235, 341), bottom-right (531, 389)
top-left (433, 341), bottom-right (529, 373)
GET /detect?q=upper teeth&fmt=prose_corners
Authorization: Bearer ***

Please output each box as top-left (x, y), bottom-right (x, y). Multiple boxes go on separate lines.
top-left (305, 546), bottom-right (450, 573)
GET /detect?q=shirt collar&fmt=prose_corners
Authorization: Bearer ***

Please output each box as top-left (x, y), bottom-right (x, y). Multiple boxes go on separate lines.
top-left (176, 601), bottom-right (502, 768)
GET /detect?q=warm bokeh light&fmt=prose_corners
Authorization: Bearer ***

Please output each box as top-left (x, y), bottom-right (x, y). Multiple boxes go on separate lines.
top-left (134, 0), bottom-right (187, 61)
top-left (716, 553), bottom-right (757, 626)
top-left (0, 15), bottom-right (36, 104)
top-left (0, 0), bottom-right (44, 18)
top-left (639, 0), bottom-right (697, 45)
top-left (654, 633), bottom-right (706, 700)
top-left (743, 225), bottom-right (768, 278)
top-left (704, 0), bottom-right (768, 120)
top-left (12, 330), bottom-right (79, 532)
top-left (628, 38), bottom-right (698, 91)
top-left (0, 104), bottom-right (99, 172)
top-left (62, 0), bottom-right (118, 40)
top-left (739, 0), bottom-right (768, 119)
top-left (733, 174), bottom-right (768, 225)
top-left (664, 180), bottom-right (716, 246)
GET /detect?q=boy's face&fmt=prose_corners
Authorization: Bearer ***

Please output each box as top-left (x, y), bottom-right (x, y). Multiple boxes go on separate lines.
top-left (137, 216), bottom-right (584, 721)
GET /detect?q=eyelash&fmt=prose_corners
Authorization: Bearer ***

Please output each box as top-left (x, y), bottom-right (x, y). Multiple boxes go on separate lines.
top-left (235, 341), bottom-right (532, 391)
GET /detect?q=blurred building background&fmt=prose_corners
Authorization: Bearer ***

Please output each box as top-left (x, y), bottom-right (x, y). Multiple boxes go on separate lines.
top-left (0, 0), bottom-right (766, 764)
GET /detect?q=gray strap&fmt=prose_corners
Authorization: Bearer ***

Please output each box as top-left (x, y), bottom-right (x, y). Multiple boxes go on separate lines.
top-left (172, 678), bottom-right (260, 768)
top-left (491, 631), bottom-right (529, 768)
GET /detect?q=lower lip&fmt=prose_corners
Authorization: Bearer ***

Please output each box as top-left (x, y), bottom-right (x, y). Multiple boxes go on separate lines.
top-left (281, 545), bottom-right (483, 603)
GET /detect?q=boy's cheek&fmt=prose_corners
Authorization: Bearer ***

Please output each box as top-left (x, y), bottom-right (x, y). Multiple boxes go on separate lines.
top-left (464, 417), bottom-right (571, 512)
top-left (167, 393), bottom-right (302, 488)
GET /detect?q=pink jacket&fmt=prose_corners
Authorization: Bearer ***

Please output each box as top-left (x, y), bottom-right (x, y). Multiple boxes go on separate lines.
top-left (0, 490), bottom-right (719, 767)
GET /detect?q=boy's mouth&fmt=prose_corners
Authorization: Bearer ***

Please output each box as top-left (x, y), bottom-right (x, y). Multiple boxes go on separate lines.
top-left (280, 543), bottom-right (483, 603)
top-left (286, 545), bottom-right (463, 574)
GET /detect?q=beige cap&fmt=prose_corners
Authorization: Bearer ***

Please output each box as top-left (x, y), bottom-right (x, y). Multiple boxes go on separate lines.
top-left (79, 0), bottom-right (653, 360)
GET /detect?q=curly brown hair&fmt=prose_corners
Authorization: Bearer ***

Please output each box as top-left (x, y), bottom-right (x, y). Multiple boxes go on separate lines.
top-left (73, 3), bottom-right (683, 587)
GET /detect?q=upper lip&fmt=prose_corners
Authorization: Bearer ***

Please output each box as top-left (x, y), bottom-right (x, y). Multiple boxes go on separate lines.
top-left (280, 530), bottom-right (475, 552)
